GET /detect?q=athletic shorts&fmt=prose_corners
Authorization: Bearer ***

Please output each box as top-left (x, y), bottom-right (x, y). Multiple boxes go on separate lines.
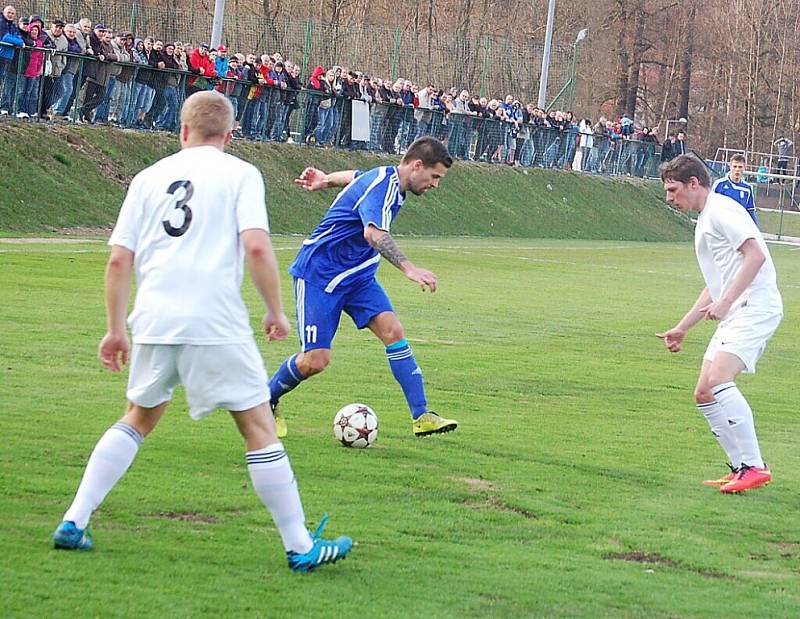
top-left (703, 304), bottom-right (782, 374)
top-left (294, 277), bottom-right (394, 351)
top-left (127, 341), bottom-right (269, 420)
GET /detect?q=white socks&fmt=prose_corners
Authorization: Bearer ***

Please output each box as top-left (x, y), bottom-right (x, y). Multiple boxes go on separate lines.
top-left (697, 400), bottom-right (741, 469)
top-left (710, 382), bottom-right (765, 469)
top-left (63, 422), bottom-right (143, 529)
top-left (246, 443), bottom-right (313, 554)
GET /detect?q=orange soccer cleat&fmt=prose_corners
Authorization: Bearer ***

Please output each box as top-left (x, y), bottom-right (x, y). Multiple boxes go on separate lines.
top-left (720, 465), bottom-right (771, 494)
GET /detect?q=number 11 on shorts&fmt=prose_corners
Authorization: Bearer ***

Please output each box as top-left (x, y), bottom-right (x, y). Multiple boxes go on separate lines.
top-left (305, 325), bottom-right (317, 344)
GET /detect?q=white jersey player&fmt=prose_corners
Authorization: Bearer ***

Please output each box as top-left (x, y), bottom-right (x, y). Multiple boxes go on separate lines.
top-left (52, 91), bottom-right (352, 572)
top-left (658, 154), bottom-right (782, 494)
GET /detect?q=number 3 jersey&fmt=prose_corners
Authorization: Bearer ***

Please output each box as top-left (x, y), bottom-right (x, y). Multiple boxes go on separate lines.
top-left (289, 166), bottom-right (405, 293)
top-left (109, 145), bottom-right (270, 344)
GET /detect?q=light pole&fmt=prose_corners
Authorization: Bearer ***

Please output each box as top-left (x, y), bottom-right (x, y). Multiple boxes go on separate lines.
top-left (537, 0), bottom-right (556, 109)
top-left (568, 28), bottom-right (587, 111)
top-left (211, 0), bottom-right (225, 49)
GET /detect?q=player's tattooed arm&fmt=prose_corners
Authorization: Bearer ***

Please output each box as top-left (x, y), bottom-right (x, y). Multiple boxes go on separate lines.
top-left (367, 226), bottom-right (437, 292)
top-left (374, 232), bottom-right (409, 270)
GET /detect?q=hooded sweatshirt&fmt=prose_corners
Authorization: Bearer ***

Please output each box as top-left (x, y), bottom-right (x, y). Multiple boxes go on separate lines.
top-left (308, 65), bottom-right (325, 91)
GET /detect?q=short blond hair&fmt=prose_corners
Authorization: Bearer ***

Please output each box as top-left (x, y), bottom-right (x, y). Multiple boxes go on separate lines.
top-left (180, 91), bottom-right (234, 140)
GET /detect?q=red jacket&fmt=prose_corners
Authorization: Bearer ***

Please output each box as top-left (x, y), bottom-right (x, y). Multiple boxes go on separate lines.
top-left (188, 48), bottom-right (217, 86)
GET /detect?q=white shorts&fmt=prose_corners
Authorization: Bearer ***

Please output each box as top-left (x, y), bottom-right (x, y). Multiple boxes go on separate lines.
top-left (703, 304), bottom-right (782, 374)
top-left (127, 341), bottom-right (269, 420)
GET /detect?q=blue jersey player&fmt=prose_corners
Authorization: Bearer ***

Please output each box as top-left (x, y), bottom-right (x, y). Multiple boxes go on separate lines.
top-left (712, 153), bottom-right (758, 225)
top-left (268, 137), bottom-right (459, 438)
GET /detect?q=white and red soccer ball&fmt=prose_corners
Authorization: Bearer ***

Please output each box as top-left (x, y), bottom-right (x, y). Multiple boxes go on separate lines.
top-left (333, 403), bottom-right (378, 448)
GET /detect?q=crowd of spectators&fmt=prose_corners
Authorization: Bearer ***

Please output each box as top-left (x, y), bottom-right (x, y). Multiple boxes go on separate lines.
top-left (0, 4), bottom-right (690, 177)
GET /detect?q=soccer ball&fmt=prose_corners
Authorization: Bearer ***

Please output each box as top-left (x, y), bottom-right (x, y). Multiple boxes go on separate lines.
top-left (333, 403), bottom-right (378, 448)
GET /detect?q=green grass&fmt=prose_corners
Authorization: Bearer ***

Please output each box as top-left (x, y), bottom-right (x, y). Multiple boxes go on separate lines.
top-left (0, 123), bottom-right (691, 241)
top-left (1, 237), bottom-right (798, 618)
top-left (759, 209), bottom-right (800, 238)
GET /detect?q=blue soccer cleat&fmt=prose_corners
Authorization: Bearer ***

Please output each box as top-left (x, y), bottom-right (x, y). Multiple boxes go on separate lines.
top-left (286, 514), bottom-right (352, 573)
top-left (53, 521), bottom-right (93, 551)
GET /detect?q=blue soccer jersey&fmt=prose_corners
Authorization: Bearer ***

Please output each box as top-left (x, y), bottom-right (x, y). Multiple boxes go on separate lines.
top-left (712, 175), bottom-right (758, 225)
top-left (289, 166), bottom-right (405, 292)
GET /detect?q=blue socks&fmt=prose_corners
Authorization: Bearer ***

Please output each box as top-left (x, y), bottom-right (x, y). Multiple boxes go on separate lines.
top-left (268, 354), bottom-right (306, 404)
top-left (270, 343), bottom-right (428, 420)
top-left (386, 339), bottom-right (428, 419)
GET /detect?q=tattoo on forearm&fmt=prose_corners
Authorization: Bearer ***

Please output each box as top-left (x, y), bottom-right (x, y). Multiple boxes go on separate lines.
top-left (375, 234), bottom-right (408, 269)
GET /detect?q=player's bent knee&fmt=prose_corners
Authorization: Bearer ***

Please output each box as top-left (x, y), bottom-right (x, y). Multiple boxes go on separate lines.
top-left (378, 321), bottom-right (405, 346)
top-left (298, 350), bottom-right (331, 375)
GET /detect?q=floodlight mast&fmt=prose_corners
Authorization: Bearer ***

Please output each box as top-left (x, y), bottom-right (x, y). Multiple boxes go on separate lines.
top-left (537, 0), bottom-right (557, 109)
top-left (211, 0), bottom-right (225, 49)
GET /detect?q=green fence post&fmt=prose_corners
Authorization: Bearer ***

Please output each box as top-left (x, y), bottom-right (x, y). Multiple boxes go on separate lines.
top-left (130, 1), bottom-right (138, 34)
top-left (480, 36), bottom-right (491, 98)
top-left (301, 19), bottom-right (312, 79)
top-left (42, 0), bottom-right (48, 24)
top-left (568, 42), bottom-right (579, 110)
top-left (68, 55), bottom-right (85, 122)
top-left (391, 28), bottom-right (401, 82)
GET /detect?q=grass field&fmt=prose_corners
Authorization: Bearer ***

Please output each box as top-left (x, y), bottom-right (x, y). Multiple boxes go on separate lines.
top-left (2, 237), bottom-right (799, 618)
top-left (760, 209), bottom-right (800, 239)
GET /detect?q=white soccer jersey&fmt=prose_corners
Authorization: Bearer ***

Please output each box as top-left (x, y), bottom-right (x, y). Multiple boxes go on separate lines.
top-left (694, 192), bottom-right (782, 312)
top-left (109, 145), bottom-right (270, 344)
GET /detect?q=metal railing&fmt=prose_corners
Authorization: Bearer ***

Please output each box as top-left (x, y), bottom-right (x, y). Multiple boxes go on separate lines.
top-left (2, 45), bottom-right (666, 182)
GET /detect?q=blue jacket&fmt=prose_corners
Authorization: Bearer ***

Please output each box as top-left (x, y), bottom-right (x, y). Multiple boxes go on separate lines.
top-left (0, 31), bottom-right (23, 61)
top-left (215, 56), bottom-right (228, 76)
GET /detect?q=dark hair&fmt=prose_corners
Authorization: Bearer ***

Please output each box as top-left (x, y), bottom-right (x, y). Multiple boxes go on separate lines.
top-left (660, 154), bottom-right (711, 188)
top-left (402, 136), bottom-right (453, 168)
top-left (730, 153), bottom-right (746, 165)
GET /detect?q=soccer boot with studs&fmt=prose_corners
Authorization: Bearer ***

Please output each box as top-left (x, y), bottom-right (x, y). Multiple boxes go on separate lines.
top-left (270, 401), bottom-right (288, 439)
top-left (286, 514), bottom-right (353, 573)
top-left (412, 411), bottom-right (458, 437)
top-left (53, 521), bottom-right (93, 551)
top-left (720, 464), bottom-right (771, 494)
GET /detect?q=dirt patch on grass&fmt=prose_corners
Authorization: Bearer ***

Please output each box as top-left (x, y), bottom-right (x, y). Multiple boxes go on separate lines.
top-left (451, 476), bottom-right (496, 490)
top-left (150, 511), bottom-right (219, 524)
top-left (464, 496), bottom-right (538, 519)
top-left (770, 541), bottom-right (800, 550)
top-left (603, 551), bottom-right (731, 579)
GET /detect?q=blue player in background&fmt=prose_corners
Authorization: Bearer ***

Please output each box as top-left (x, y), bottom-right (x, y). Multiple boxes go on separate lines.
top-left (712, 153), bottom-right (759, 226)
top-left (268, 136), bottom-right (459, 438)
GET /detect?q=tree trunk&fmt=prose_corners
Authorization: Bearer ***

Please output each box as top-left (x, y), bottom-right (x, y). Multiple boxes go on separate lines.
top-left (614, 2), bottom-right (629, 116)
top-left (625, 0), bottom-right (645, 118)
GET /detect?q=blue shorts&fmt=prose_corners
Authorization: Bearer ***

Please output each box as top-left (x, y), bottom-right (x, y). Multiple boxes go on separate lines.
top-left (293, 277), bottom-right (394, 351)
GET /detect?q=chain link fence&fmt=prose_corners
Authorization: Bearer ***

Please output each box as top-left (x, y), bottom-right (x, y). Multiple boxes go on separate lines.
top-left (24, 0), bottom-right (571, 100)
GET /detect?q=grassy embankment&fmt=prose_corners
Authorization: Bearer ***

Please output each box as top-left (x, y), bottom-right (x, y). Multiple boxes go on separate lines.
top-left (0, 122), bottom-right (691, 241)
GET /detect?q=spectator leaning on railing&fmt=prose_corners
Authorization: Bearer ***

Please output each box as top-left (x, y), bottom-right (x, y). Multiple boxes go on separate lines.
top-left (50, 23), bottom-right (81, 119)
top-left (15, 17), bottom-right (43, 118)
top-left (40, 18), bottom-right (66, 118)
top-left (0, 5), bottom-right (24, 115)
top-left (80, 26), bottom-right (117, 124)
top-left (154, 42), bottom-right (181, 131)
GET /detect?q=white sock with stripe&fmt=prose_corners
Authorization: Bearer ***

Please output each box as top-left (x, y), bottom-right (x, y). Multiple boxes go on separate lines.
top-left (696, 400), bottom-right (741, 469)
top-left (711, 382), bottom-right (765, 469)
top-left (246, 443), bottom-right (313, 554)
top-left (63, 422), bottom-right (143, 530)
